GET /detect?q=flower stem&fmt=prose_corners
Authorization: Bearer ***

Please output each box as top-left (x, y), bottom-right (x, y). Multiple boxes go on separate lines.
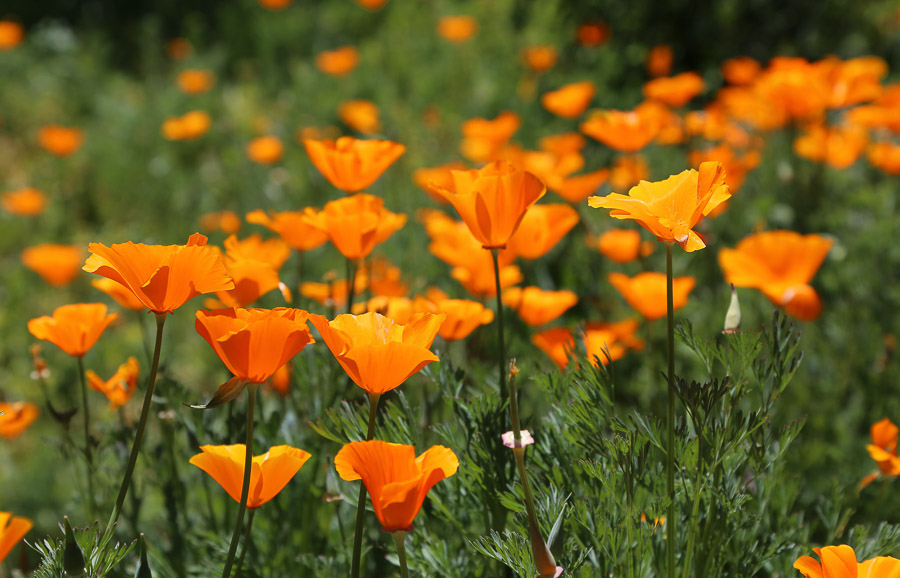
top-left (102, 312), bottom-right (167, 544)
top-left (222, 383), bottom-right (258, 578)
top-left (392, 531), bottom-right (410, 578)
top-left (233, 508), bottom-right (256, 577)
top-left (350, 393), bottom-right (381, 578)
top-left (76, 356), bottom-right (96, 518)
top-left (665, 242), bottom-right (677, 578)
top-left (681, 431), bottom-right (703, 578)
top-left (346, 257), bottom-right (358, 315)
top-left (490, 249), bottom-right (507, 401)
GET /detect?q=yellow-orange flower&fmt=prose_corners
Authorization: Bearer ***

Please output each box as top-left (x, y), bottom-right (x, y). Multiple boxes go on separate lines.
top-left (541, 81), bottom-right (596, 119)
top-left (335, 441), bottom-right (458, 532)
top-left (437, 15), bottom-right (478, 43)
top-left (38, 125), bottom-right (83, 157)
top-left (646, 44), bottom-right (673, 77)
top-left (162, 111), bottom-right (212, 141)
top-left (867, 141), bottom-right (900, 175)
top-left (28, 303), bottom-right (118, 357)
top-left (591, 228), bottom-right (654, 264)
top-left (315, 46), bottom-right (359, 77)
top-left (177, 69), bottom-right (215, 94)
top-left (428, 160), bottom-right (546, 250)
top-left (793, 123), bottom-right (868, 169)
top-left (91, 278), bottom-right (146, 311)
top-left (413, 162), bottom-right (469, 205)
top-left (213, 259), bottom-right (283, 308)
top-left (191, 445), bottom-right (311, 508)
top-left (352, 296), bottom-right (415, 324)
top-left (1, 187), bottom-right (46, 216)
top-left (794, 544), bottom-right (900, 578)
top-left (610, 154), bottom-right (650, 191)
top-left (300, 272), bottom-right (368, 311)
top-left (502, 287), bottom-right (577, 327)
top-left (309, 311), bottom-right (444, 395)
top-left (452, 258), bottom-right (523, 299)
top-left (0, 402), bottom-right (39, 439)
top-left (268, 362), bottom-right (292, 396)
top-left (460, 111), bottom-right (520, 163)
top-left (688, 145), bottom-right (761, 194)
top-left (199, 210), bottom-right (242, 235)
top-left (643, 72), bottom-right (705, 108)
top-left (580, 104), bottom-right (663, 153)
top-left (84, 233), bottom-right (234, 314)
top-left (506, 203), bottom-right (579, 259)
top-left (246, 209), bottom-right (329, 251)
top-left (86, 357), bottom-right (140, 409)
top-left (589, 161), bottom-right (731, 252)
top-left (304, 136), bottom-right (406, 193)
top-left (552, 169), bottom-right (610, 204)
top-left (0, 21), bottom-right (24, 50)
top-left (0, 512), bottom-right (33, 564)
top-left (608, 272), bottom-right (695, 321)
top-left (718, 231), bottom-right (833, 321)
top-left (246, 135), bottom-right (284, 165)
top-left (413, 290), bottom-right (493, 341)
top-left (865, 418), bottom-right (900, 479)
top-left (338, 100), bottom-right (381, 135)
top-left (22, 243), bottom-right (84, 286)
top-left (532, 320), bottom-right (644, 370)
top-left (523, 45), bottom-right (557, 74)
top-left (721, 56), bottom-right (761, 86)
top-left (539, 133), bottom-right (587, 156)
top-left (303, 194), bottom-right (406, 260)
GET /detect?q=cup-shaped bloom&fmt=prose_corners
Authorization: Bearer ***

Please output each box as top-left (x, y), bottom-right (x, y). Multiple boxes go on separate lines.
top-left (38, 125), bottom-right (83, 157)
top-left (866, 418), bottom-right (900, 476)
top-left (437, 15), bottom-right (478, 43)
top-left (451, 254), bottom-right (522, 299)
top-left (304, 136), bottom-right (406, 193)
top-left (162, 111), bottom-right (212, 141)
top-left (91, 278), bottom-right (146, 310)
top-left (246, 136), bottom-right (284, 165)
top-left (580, 105), bottom-right (663, 153)
top-left (718, 230), bottom-right (833, 321)
top-left (338, 100), bottom-right (381, 135)
top-left (506, 203), bottom-right (579, 259)
top-left (86, 357), bottom-right (140, 409)
top-left (588, 161), bottom-right (731, 252)
top-left (412, 162), bottom-right (468, 205)
top-left (460, 112), bottom-right (520, 163)
top-left (0, 402), bottom-right (39, 439)
top-left (315, 46), bottom-right (359, 76)
top-left (552, 169), bottom-right (610, 204)
top-left (413, 290), bottom-right (494, 341)
top-left (0, 512), bottom-right (33, 564)
top-left (502, 287), bottom-right (578, 327)
top-left (533, 320), bottom-right (644, 371)
top-left (83, 233), bottom-right (234, 314)
top-left (309, 311), bottom-right (444, 395)
top-left (592, 229), bottom-right (654, 264)
top-left (190, 444), bottom-right (311, 509)
top-left (214, 259), bottom-right (283, 308)
top-left (428, 160), bottom-right (546, 250)
top-left (195, 308), bottom-right (314, 384)
top-left (643, 72), bottom-right (705, 108)
top-left (28, 303), bottom-right (118, 357)
top-left (246, 209), bottom-right (329, 251)
top-left (541, 81), bottom-right (596, 119)
top-left (334, 441), bottom-right (459, 532)
top-left (2, 187), bottom-right (46, 216)
top-left (176, 69), bottom-right (215, 94)
top-left (303, 194), bottom-right (406, 260)
top-left (794, 544), bottom-right (900, 578)
top-left (608, 272), bottom-right (696, 321)
top-left (21, 244), bottom-right (84, 286)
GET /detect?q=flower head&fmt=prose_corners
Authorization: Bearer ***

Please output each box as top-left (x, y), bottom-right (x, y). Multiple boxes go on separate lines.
top-left (2, 187), bottom-right (46, 216)
top-left (865, 418), bottom-right (900, 478)
top-left (506, 203), bottom-right (579, 259)
top-left (177, 69), bottom-right (215, 94)
top-left (304, 137), bottom-right (405, 193)
top-left (580, 105), bottom-right (664, 153)
top-left (303, 194), bottom-right (406, 260)
top-left (315, 46), bottom-right (359, 76)
top-left (502, 287), bottom-right (578, 327)
top-left (86, 357), bottom-right (140, 409)
top-left (608, 272), bottom-right (695, 321)
top-left (338, 100), bottom-right (381, 135)
top-left (162, 111), bottom-right (212, 141)
top-left (28, 303), bottom-right (118, 357)
top-left (591, 228), bottom-right (654, 264)
top-left (246, 209), bottom-right (329, 252)
top-left (0, 21), bottom-right (24, 50)
top-left (794, 544), bottom-right (900, 578)
top-left (38, 125), bottom-right (83, 157)
top-left (246, 135), bottom-right (284, 165)
top-left (0, 512), bottom-right (33, 564)
top-left (437, 15), bottom-right (478, 43)
top-left (643, 72), bottom-right (705, 108)
top-left (0, 402), bottom-right (39, 439)
top-left (542, 81), bottom-right (596, 119)
top-left (22, 244), bottom-right (84, 286)
top-left (413, 289), bottom-right (494, 341)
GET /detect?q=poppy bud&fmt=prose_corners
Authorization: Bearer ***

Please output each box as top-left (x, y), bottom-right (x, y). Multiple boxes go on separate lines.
top-left (63, 517), bottom-right (85, 577)
top-left (723, 284), bottom-right (741, 333)
top-left (134, 533), bottom-right (152, 578)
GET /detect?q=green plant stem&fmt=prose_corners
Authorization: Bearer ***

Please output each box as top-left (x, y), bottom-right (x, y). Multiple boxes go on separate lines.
top-left (350, 393), bottom-right (381, 578)
top-left (222, 384), bottom-right (258, 578)
top-left (490, 249), bottom-right (507, 401)
top-left (681, 431), bottom-right (703, 578)
top-left (666, 242), bottom-right (677, 578)
top-left (76, 356), bottom-right (96, 518)
top-left (346, 257), bottom-right (358, 315)
top-left (103, 312), bottom-right (167, 543)
top-left (392, 531), bottom-right (409, 578)
top-left (234, 509), bottom-right (256, 577)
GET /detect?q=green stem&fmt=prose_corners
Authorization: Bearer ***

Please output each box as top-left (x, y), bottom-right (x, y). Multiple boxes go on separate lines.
top-left (490, 249), bottom-right (508, 401)
top-left (103, 312), bottom-right (167, 543)
top-left (234, 509), bottom-right (256, 577)
top-left (681, 430), bottom-right (703, 578)
top-left (222, 384), bottom-right (258, 578)
top-left (76, 356), bottom-right (96, 518)
top-left (665, 242), bottom-right (677, 578)
top-left (392, 531), bottom-right (410, 578)
top-left (346, 258), bottom-right (358, 315)
top-left (350, 393), bottom-right (381, 578)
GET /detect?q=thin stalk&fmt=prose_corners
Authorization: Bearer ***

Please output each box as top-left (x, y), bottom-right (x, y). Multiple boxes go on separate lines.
top-left (222, 384), bottom-right (258, 578)
top-left (346, 258), bottom-right (358, 315)
top-left (392, 531), bottom-right (410, 578)
top-left (350, 393), bottom-right (381, 578)
top-left (136, 310), bottom-right (153, 365)
top-left (233, 509), bottom-right (257, 577)
top-left (76, 357), bottom-right (95, 517)
top-left (681, 431), bottom-right (703, 578)
top-left (665, 242), bottom-right (677, 578)
top-left (103, 312), bottom-right (167, 543)
top-left (490, 249), bottom-right (508, 401)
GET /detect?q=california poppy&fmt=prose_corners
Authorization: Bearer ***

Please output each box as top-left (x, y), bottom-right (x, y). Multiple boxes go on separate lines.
top-left (300, 272), bottom-right (368, 310)
top-left (84, 233), bottom-right (234, 314)
top-left (315, 46), bottom-right (359, 77)
top-left (309, 311), bottom-right (444, 395)
top-left (755, 57), bottom-right (830, 121)
top-left (2, 187), bottom-right (46, 216)
top-left (499, 146), bottom-right (583, 193)
top-left (532, 320), bottom-right (644, 371)
top-left (643, 72), bottom-right (705, 108)
top-left (865, 418), bottom-right (900, 481)
top-left (437, 15), bottom-right (478, 43)
top-left (867, 141), bottom-right (900, 175)
top-left (338, 100), bottom-right (381, 135)
top-left (577, 21), bottom-right (610, 47)
top-left (28, 303), bottom-right (117, 358)
top-left (177, 69), bottom-right (215, 94)
top-left (793, 123), bottom-right (868, 169)
top-left (522, 45), bottom-right (557, 74)
top-left (211, 259), bottom-right (283, 308)
top-left (247, 136), bottom-right (284, 165)
top-left (162, 111), bottom-right (212, 141)
top-left (0, 21), bottom-right (24, 50)
top-left (356, 0), bottom-right (389, 10)
top-left (303, 194), bottom-right (406, 260)
top-left (688, 145), bottom-right (760, 194)
top-left (592, 228), bottom-right (654, 264)
top-left (610, 154), bottom-right (650, 191)
top-left (452, 258), bottom-right (523, 299)
top-left (196, 308), bottom-right (313, 384)
top-left (246, 209), bottom-right (329, 252)
top-left (258, 0), bottom-right (292, 10)
top-left (588, 161), bottom-right (731, 252)
top-left (352, 296), bottom-right (415, 324)
top-left (0, 512), bottom-right (33, 564)
top-left (506, 203), bottom-right (579, 259)
top-left (91, 278), bottom-right (146, 311)
top-left (413, 162), bottom-right (469, 205)
top-left (304, 137), bottom-right (406, 193)
top-left (190, 444), bottom-right (311, 508)
top-left (413, 290), bottom-right (494, 341)
top-left (539, 133), bottom-right (587, 156)
top-left (608, 272), bottom-right (696, 321)
top-left (334, 441), bottom-right (458, 532)
top-left (502, 287), bottom-right (578, 326)
top-left (268, 362), bottom-right (292, 396)
top-left (580, 105), bottom-right (663, 153)
top-left (21, 243), bottom-right (84, 286)
top-left (460, 111), bottom-right (520, 163)
top-left (794, 545), bottom-right (900, 578)
top-left (38, 125), bottom-right (84, 157)
top-left (646, 45), bottom-right (673, 77)
top-left (199, 210), bottom-right (242, 235)
top-left (541, 81), bottom-right (596, 119)
top-left (718, 231), bottom-right (833, 321)
top-left (0, 402), bottom-right (39, 439)
top-left (721, 56), bottom-right (761, 86)
top-left (551, 169), bottom-right (610, 204)
top-left (86, 357), bottom-right (140, 409)
top-left (427, 160), bottom-right (546, 250)
top-left (366, 258), bottom-right (408, 297)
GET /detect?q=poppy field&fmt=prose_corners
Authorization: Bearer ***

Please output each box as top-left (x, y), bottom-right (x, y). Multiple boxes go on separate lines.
top-left (6, 0), bottom-right (900, 576)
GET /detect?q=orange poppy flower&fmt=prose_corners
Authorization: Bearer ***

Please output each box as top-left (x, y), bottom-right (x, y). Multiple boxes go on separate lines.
top-left (2, 187), bottom-right (46, 216)
top-left (198, 210), bottom-right (242, 234)
top-left (315, 46), bottom-right (359, 77)
top-left (610, 154), bottom-right (649, 191)
top-left (268, 362), bottom-right (292, 396)
top-left (91, 278), bottom-right (146, 311)
top-left (246, 135), bottom-right (284, 165)
top-left (820, 56), bottom-right (885, 109)
top-left (213, 259), bottom-right (284, 308)
top-left (643, 72), bottom-right (705, 108)
top-left (452, 258), bottom-right (523, 299)
top-left (304, 137), bottom-right (406, 193)
top-left (28, 303), bottom-right (118, 357)
top-left (176, 69), bottom-right (215, 94)
top-left (577, 21), bottom-right (610, 47)
top-left (352, 296), bottom-right (415, 324)
top-left (84, 233), bottom-right (234, 314)
top-left (437, 15), bottom-right (478, 43)
top-left (258, 0), bottom-right (292, 10)
top-left (196, 307), bottom-right (313, 383)
top-left (541, 81), bottom-right (596, 119)
top-left (793, 123), bottom-right (868, 169)
top-left (589, 161), bottom-right (731, 252)
top-left (223, 234), bottom-right (291, 271)
top-left (0, 513), bottom-right (33, 564)
top-left (865, 418), bottom-right (900, 478)
top-left (502, 287), bottom-right (577, 326)
top-left (551, 169), bottom-right (610, 204)
top-left (522, 45), bottom-right (557, 74)
top-left (0, 21), bottom-right (24, 50)
top-left (21, 243), bottom-right (83, 286)
top-left (427, 160), bottom-right (546, 250)
top-left (413, 290), bottom-right (494, 341)
top-left (532, 319), bottom-right (644, 370)
top-left (722, 56), bottom-right (761, 86)
top-left (591, 228), bottom-right (654, 264)
top-left (303, 194), bottom-right (406, 260)
top-left (334, 441), bottom-right (459, 532)
top-left (309, 311), bottom-right (444, 395)
top-left (190, 444), bottom-right (311, 508)
top-left (718, 230), bottom-right (833, 321)
top-left (86, 357), bottom-right (140, 409)
top-left (460, 111), bottom-right (520, 163)
top-left (246, 209), bottom-right (329, 251)
top-left (419, 209), bottom-right (485, 266)
top-left (867, 141), bottom-right (900, 175)
top-left (338, 100), bottom-right (381, 135)
top-left (0, 402), bottom-right (39, 439)
top-left (608, 272), bottom-right (695, 321)
top-left (794, 545), bottom-right (900, 578)
top-left (366, 258), bottom-right (408, 297)
top-left (300, 272), bottom-right (368, 310)
top-left (413, 162), bottom-right (469, 205)
top-left (688, 145), bottom-right (760, 194)
top-left (38, 125), bottom-right (83, 157)
top-left (162, 111), bottom-right (212, 141)
top-left (506, 203), bottom-right (579, 259)
top-left (646, 45), bottom-right (673, 77)
top-left (755, 57), bottom-right (830, 121)
top-left (499, 146), bottom-right (584, 193)
top-left (580, 104), bottom-right (663, 152)
top-left (539, 133), bottom-right (587, 156)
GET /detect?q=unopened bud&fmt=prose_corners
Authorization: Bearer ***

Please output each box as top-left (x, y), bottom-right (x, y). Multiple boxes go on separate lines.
top-left (134, 533), bottom-right (152, 578)
top-left (63, 517), bottom-right (85, 577)
top-left (723, 284), bottom-right (741, 334)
